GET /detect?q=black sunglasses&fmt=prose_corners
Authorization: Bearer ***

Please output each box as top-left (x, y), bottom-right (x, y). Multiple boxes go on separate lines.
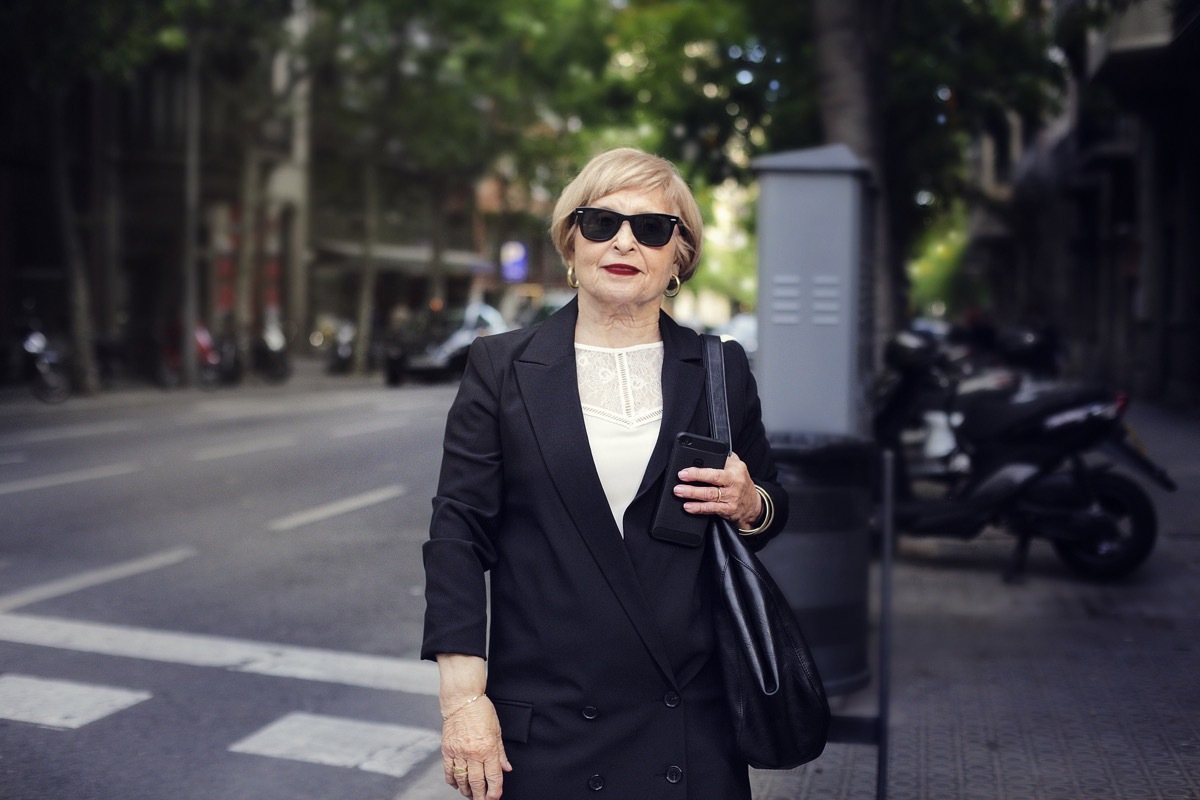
top-left (572, 207), bottom-right (683, 247)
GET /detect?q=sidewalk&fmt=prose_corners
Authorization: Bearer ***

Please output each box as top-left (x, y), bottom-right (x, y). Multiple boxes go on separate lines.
top-left (752, 400), bottom-right (1200, 799)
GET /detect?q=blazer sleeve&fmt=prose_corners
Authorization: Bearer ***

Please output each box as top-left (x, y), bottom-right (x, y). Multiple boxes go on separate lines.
top-left (420, 338), bottom-right (504, 662)
top-left (724, 339), bottom-right (789, 550)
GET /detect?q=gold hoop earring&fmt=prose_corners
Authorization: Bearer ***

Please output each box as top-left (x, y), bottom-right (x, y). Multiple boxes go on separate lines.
top-left (566, 264), bottom-right (579, 289)
top-left (664, 274), bottom-right (681, 298)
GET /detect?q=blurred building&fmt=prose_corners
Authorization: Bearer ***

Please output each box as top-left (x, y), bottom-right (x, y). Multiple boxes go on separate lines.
top-left (964, 0), bottom-right (1200, 405)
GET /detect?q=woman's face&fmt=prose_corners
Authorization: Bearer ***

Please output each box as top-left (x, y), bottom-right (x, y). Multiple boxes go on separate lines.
top-left (571, 187), bottom-right (680, 315)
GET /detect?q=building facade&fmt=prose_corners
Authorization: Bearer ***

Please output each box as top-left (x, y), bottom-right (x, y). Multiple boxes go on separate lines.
top-left (967, 0), bottom-right (1200, 405)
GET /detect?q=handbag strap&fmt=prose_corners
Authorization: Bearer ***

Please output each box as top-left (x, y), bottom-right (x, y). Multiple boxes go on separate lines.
top-left (702, 334), bottom-right (731, 452)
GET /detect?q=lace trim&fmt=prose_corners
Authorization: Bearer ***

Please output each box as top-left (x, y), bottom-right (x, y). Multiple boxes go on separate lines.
top-left (576, 342), bottom-right (664, 430)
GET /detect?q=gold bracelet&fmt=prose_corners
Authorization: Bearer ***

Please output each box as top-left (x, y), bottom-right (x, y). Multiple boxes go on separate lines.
top-left (442, 693), bottom-right (483, 721)
top-left (738, 485), bottom-right (775, 536)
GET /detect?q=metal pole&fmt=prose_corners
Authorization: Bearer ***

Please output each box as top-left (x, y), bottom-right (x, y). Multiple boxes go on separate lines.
top-left (876, 449), bottom-right (894, 800)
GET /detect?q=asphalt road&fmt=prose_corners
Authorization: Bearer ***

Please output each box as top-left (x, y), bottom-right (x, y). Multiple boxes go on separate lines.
top-left (2, 365), bottom-right (1198, 800)
top-left (0, 370), bottom-right (458, 800)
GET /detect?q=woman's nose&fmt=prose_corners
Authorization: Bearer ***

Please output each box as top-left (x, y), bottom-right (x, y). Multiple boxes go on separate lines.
top-left (612, 220), bottom-right (637, 249)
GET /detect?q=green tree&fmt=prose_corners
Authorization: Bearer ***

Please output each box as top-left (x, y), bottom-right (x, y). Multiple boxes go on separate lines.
top-left (310, 0), bottom-right (493, 374)
top-left (752, 0), bottom-right (1059, 338)
top-left (310, 0), bottom-right (622, 373)
top-left (0, 0), bottom-right (175, 395)
top-left (185, 0), bottom-right (310, 377)
top-left (448, 0), bottom-right (618, 280)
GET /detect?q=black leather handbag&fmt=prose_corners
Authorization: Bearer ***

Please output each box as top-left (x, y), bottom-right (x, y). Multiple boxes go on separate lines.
top-left (703, 334), bottom-right (831, 770)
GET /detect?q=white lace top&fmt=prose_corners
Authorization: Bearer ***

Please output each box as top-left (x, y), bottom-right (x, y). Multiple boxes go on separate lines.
top-left (576, 342), bottom-right (664, 536)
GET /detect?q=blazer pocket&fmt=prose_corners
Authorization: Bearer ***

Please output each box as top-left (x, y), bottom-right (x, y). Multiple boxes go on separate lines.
top-left (492, 699), bottom-right (533, 744)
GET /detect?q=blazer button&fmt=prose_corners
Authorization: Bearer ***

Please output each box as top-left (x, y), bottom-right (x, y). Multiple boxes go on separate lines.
top-left (665, 765), bottom-right (684, 784)
top-left (663, 691), bottom-right (680, 708)
top-left (588, 774), bottom-right (605, 791)
top-left (582, 705), bottom-right (599, 720)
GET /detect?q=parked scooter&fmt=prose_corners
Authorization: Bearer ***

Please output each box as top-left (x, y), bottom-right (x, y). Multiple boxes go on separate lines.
top-left (159, 324), bottom-right (221, 389)
top-left (896, 324), bottom-right (1065, 485)
top-left (22, 328), bottom-right (71, 403)
top-left (327, 320), bottom-right (357, 374)
top-left (252, 322), bottom-right (291, 384)
top-left (214, 323), bottom-right (292, 385)
top-left (874, 330), bottom-right (1177, 582)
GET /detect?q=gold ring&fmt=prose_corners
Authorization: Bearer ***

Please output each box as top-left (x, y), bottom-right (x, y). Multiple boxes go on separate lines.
top-left (716, 487), bottom-right (723, 503)
top-left (453, 767), bottom-right (467, 776)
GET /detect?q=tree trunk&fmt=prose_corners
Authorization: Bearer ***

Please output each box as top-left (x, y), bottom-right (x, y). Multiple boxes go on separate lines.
top-left (48, 88), bottom-right (100, 395)
top-left (428, 178), bottom-right (448, 306)
top-left (352, 158), bottom-right (380, 376)
top-left (235, 143), bottom-right (262, 377)
top-left (811, 0), bottom-right (901, 361)
top-left (181, 36), bottom-right (202, 388)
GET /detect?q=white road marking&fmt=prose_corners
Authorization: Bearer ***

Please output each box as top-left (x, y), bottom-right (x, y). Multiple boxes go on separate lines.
top-left (0, 462), bottom-right (142, 496)
top-left (192, 436), bottom-right (297, 461)
top-left (194, 395), bottom-right (373, 420)
top-left (0, 674), bottom-right (151, 729)
top-left (0, 613), bottom-right (439, 696)
top-left (266, 486), bottom-right (406, 531)
top-left (329, 418), bottom-right (409, 439)
top-left (0, 547), bottom-right (197, 613)
top-left (229, 712), bottom-right (440, 778)
top-left (14, 421), bottom-right (140, 444)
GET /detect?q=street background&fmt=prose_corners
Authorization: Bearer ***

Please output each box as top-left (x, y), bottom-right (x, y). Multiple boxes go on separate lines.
top-left (0, 360), bottom-right (1197, 799)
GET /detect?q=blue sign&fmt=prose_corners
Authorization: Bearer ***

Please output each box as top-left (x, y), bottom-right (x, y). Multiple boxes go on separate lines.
top-left (500, 241), bottom-right (528, 283)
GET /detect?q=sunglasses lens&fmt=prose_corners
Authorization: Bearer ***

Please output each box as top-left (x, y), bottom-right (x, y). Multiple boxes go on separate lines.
top-left (578, 210), bottom-right (621, 242)
top-left (576, 209), bottom-right (677, 246)
top-left (631, 217), bottom-right (672, 246)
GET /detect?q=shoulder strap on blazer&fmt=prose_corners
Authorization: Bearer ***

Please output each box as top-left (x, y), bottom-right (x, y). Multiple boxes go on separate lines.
top-left (702, 334), bottom-right (731, 452)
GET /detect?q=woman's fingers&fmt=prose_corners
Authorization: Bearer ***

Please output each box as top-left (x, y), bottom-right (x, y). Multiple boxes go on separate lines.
top-left (675, 452), bottom-right (761, 526)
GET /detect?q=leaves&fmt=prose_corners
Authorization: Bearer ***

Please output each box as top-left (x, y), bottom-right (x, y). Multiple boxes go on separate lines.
top-left (0, 0), bottom-right (177, 90)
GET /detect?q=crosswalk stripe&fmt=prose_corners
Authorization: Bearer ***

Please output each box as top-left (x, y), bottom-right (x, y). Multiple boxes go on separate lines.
top-left (0, 612), bottom-right (439, 696)
top-left (229, 712), bottom-right (440, 778)
top-left (0, 674), bottom-right (151, 729)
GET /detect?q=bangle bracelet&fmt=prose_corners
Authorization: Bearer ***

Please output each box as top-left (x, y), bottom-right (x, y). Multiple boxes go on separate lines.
top-left (442, 693), bottom-right (483, 721)
top-left (738, 485), bottom-right (774, 536)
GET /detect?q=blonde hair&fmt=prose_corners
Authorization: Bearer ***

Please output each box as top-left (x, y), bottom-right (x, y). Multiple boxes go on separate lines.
top-left (550, 147), bottom-right (704, 282)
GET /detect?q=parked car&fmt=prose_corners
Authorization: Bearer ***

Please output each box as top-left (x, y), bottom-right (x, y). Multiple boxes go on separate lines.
top-left (385, 302), bottom-right (509, 384)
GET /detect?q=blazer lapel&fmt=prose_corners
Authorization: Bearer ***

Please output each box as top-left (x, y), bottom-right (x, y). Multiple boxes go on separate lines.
top-left (634, 313), bottom-right (707, 501)
top-left (514, 299), bottom-right (679, 686)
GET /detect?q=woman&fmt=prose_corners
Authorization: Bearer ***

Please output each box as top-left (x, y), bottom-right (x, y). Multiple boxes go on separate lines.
top-left (422, 147), bottom-right (789, 800)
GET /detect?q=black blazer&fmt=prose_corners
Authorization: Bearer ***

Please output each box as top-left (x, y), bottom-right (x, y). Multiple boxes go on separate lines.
top-left (422, 298), bottom-right (787, 799)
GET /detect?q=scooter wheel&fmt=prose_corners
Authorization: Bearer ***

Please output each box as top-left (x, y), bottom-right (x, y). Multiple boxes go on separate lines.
top-left (1052, 472), bottom-right (1157, 581)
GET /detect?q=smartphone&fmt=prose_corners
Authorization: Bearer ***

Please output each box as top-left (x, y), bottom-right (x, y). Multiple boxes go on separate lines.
top-left (650, 432), bottom-right (729, 547)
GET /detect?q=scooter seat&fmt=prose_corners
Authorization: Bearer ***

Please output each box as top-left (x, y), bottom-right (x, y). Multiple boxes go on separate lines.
top-left (954, 384), bottom-right (1112, 442)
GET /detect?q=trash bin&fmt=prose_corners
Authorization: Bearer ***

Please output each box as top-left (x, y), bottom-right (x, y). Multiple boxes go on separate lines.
top-left (766, 433), bottom-right (877, 696)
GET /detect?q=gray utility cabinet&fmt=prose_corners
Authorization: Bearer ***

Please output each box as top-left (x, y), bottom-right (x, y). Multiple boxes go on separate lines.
top-left (752, 144), bottom-right (874, 438)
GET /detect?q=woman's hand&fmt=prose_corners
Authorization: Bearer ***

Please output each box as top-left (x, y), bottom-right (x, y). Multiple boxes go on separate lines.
top-left (441, 694), bottom-right (511, 799)
top-left (437, 654), bottom-right (512, 799)
top-left (675, 451), bottom-right (764, 531)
